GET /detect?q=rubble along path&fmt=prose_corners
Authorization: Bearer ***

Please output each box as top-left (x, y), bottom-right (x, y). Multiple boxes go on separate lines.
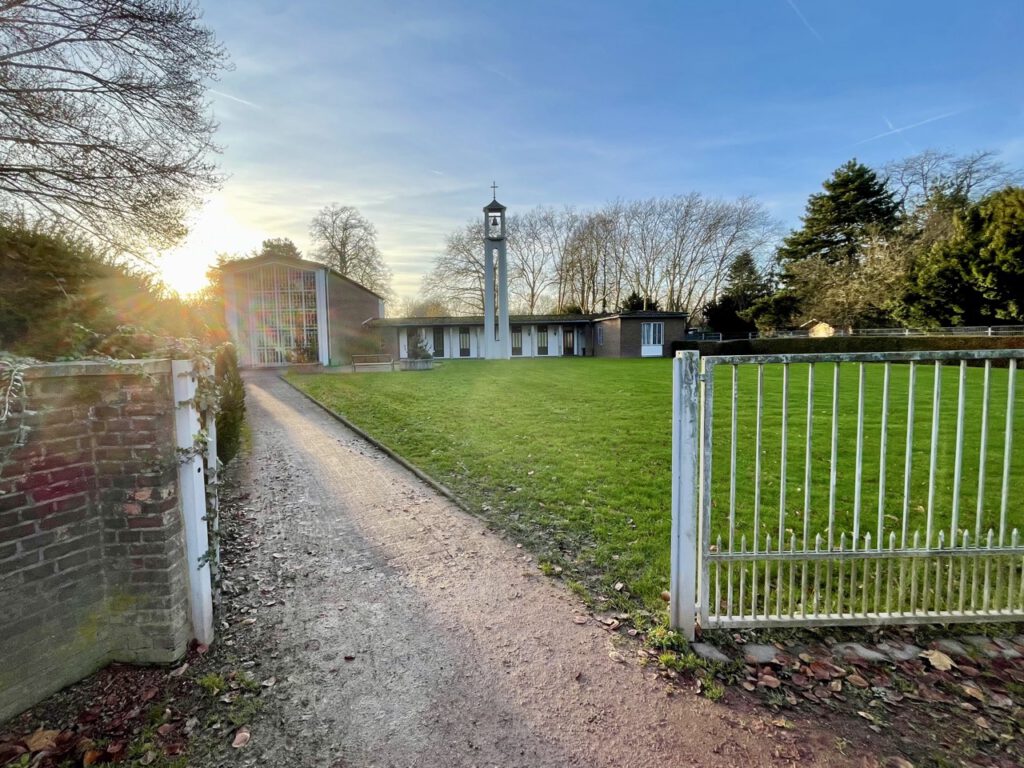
top-left (230, 372), bottom-right (864, 768)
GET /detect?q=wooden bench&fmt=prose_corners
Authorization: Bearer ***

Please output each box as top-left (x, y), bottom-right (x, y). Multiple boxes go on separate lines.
top-left (351, 354), bottom-right (395, 372)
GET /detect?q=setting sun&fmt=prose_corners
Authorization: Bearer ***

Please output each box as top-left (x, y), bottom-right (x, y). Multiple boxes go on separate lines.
top-left (153, 196), bottom-right (267, 296)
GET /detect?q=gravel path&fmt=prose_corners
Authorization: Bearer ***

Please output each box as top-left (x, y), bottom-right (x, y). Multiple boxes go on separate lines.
top-left (232, 372), bottom-right (865, 768)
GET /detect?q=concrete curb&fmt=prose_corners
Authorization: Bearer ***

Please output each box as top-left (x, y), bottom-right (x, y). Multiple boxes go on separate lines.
top-left (278, 373), bottom-right (473, 514)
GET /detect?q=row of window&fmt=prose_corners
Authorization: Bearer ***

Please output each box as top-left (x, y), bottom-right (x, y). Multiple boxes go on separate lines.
top-left (406, 321), bottom-right (667, 357)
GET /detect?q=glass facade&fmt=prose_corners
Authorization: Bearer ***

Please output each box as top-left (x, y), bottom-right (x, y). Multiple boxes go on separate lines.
top-left (245, 266), bottom-right (319, 365)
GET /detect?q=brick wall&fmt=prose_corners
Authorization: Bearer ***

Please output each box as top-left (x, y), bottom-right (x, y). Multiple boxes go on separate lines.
top-left (0, 360), bottom-right (192, 723)
top-left (327, 272), bottom-right (384, 364)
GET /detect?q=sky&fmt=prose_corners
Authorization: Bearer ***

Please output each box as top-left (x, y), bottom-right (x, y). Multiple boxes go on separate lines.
top-left (157, 0), bottom-right (1024, 299)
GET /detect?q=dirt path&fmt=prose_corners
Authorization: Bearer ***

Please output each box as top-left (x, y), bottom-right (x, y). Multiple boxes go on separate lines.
top-left (231, 373), bottom-right (865, 768)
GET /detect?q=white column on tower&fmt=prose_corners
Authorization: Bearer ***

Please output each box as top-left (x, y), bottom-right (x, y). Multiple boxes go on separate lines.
top-left (496, 240), bottom-right (510, 359)
top-left (483, 247), bottom-right (496, 359)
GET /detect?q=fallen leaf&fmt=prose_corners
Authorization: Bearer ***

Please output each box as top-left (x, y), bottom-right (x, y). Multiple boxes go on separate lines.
top-left (140, 750), bottom-right (157, 765)
top-left (758, 674), bottom-right (781, 689)
top-left (961, 684), bottom-right (985, 702)
top-left (168, 662), bottom-right (189, 677)
top-left (847, 673), bottom-right (869, 689)
top-left (609, 651), bottom-right (626, 663)
top-left (613, 582), bottom-right (625, 592)
top-left (82, 749), bottom-right (105, 765)
top-left (232, 727), bottom-right (250, 748)
top-left (156, 724), bottom-right (174, 737)
top-left (741, 681), bottom-right (756, 691)
top-left (919, 649), bottom-right (955, 671)
top-left (572, 615), bottom-right (588, 625)
top-left (24, 729), bottom-right (59, 752)
top-left (261, 676), bottom-right (276, 688)
top-left (770, 717), bottom-right (793, 729)
top-left (829, 680), bottom-right (843, 692)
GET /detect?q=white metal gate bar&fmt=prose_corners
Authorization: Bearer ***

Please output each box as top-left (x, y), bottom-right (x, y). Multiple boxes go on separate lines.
top-left (670, 348), bottom-right (1024, 639)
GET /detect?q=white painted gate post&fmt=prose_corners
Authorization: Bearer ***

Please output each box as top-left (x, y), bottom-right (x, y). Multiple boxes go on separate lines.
top-left (670, 350), bottom-right (700, 640)
top-left (172, 360), bottom-right (214, 646)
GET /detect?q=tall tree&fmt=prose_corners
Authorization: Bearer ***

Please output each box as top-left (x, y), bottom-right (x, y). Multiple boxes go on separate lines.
top-left (778, 159), bottom-right (900, 269)
top-left (421, 220), bottom-right (487, 314)
top-left (0, 0), bottom-right (228, 254)
top-left (885, 149), bottom-right (1020, 217)
top-left (900, 187), bottom-right (1024, 325)
top-left (768, 160), bottom-right (901, 328)
top-left (702, 252), bottom-right (771, 335)
top-left (254, 238), bottom-right (301, 260)
top-left (309, 204), bottom-right (393, 297)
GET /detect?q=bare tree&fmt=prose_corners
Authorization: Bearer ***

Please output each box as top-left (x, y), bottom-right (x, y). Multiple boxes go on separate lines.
top-left (884, 149), bottom-right (1021, 214)
top-left (507, 208), bottom-right (560, 314)
top-left (421, 220), bottom-right (487, 314)
top-left (309, 203), bottom-right (393, 297)
top-left (0, 0), bottom-right (229, 254)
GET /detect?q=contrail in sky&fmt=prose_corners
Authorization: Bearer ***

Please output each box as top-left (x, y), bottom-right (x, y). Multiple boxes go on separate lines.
top-left (786, 0), bottom-right (823, 42)
top-left (209, 89), bottom-right (261, 109)
top-left (856, 110), bottom-right (963, 144)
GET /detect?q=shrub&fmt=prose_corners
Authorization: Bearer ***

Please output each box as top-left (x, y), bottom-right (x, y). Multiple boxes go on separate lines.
top-left (214, 343), bottom-right (245, 464)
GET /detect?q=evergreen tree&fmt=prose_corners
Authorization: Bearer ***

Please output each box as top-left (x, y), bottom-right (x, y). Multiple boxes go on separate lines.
top-left (702, 252), bottom-right (771, 335)
top-left (900, 187), bottom-right (1024, 325)
top-left (778, 159), bottom-right (900, 269)
top-left (618, 291), bottom-right (660, 312)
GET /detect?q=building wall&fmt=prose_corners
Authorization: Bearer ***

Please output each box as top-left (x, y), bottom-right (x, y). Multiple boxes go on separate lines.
top-left (0, 360), bottom-right (192, 723)
top-left (664, 318), bottom-right (690, 349)
top-left (327, 272), bottom-right (383, 365)
top-left (594, 318), bottom-right (623, 358)
top-left (618, 317), bottom-right (689, 357)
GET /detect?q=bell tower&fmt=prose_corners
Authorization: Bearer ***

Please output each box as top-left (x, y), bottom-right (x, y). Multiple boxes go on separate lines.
top-left (483, 184), bottom-right (510, 359)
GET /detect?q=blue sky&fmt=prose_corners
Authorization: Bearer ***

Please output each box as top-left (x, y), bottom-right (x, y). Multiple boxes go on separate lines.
top-left (159, 0), bottom-right (1024, 297)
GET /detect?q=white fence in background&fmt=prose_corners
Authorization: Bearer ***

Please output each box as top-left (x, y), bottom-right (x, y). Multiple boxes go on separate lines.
top-left (670, 349), bottom-right (1024, 639)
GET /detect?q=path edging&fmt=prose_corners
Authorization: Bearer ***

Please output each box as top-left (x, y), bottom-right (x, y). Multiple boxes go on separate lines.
top-left (278, 374), bottom-right (473, 514)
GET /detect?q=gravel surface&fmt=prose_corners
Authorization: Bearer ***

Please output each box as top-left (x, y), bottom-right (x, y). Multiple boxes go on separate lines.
top-left (221, 372), bottom-right (865, 768)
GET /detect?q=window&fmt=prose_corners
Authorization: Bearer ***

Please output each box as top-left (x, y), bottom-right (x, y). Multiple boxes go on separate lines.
top-left (511, 325), bottom-right (522, 356)
top-left (246, 265), bottom-right (319, 365)
top-left (536, 325), bottom-right (548, 355)
top-left (433, 327), bottom-right (445, 357)
top-left (597, 325), bottom-right (604, 346)
top-left (459, 327), bottom-right (471, 357)
top-left (641, 321), bottom-right (664, 346)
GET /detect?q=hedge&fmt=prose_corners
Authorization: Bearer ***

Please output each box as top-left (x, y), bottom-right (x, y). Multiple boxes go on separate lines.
top-left (214, 343), bottom-right (245, 464)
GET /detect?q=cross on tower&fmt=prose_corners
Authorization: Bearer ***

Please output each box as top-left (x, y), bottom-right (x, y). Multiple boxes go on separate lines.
top-left (491, 181), bottom-right (499, 199)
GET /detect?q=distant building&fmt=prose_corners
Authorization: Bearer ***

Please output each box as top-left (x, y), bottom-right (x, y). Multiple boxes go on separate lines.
top-left (221, 253), bottom-right (384, 367)
top-left (799, 319), bottom-right (842, 338)
top-left (374, 310), bottom-right (689, 360)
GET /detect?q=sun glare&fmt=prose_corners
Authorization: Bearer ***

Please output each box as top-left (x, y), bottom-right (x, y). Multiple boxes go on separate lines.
top-left (154, 197), bottom-right (266, 296)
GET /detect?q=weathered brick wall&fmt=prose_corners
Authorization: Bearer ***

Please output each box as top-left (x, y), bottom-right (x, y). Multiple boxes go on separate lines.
top-left (0, 360), bottom-right (192, 723)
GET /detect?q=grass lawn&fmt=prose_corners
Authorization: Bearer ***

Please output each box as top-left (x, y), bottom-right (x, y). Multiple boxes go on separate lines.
top-left (288, 358), bottom-right (1023, 618)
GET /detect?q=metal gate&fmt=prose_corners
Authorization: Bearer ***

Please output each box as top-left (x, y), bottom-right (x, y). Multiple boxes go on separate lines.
top-left (670, 349), bottom-right (1024, 640)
